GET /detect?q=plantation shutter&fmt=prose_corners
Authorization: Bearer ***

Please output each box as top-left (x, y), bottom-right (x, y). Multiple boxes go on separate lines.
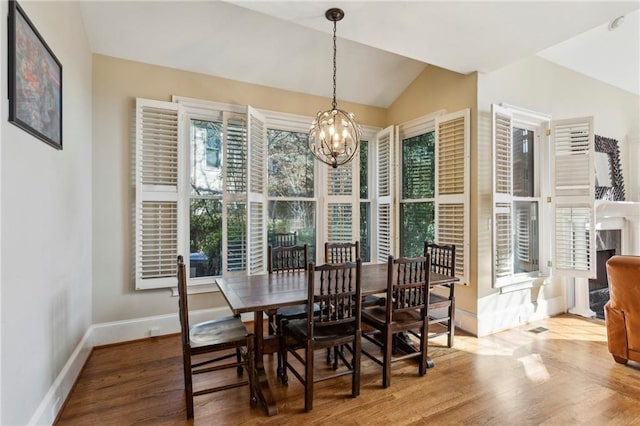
top-left (223, 112), bottom-right (248, 273)
top-left (135, 99), bottom-right (182, 290)
top-left (492, 104), bottom-right (514, 285)
top-left (551, 117), bottom-right (595, 278)
top-left (247, 107), bottom-right (267, 275)
top-left (435, 109), bottom-right (469, 283)
top-left (326, 155), bottom-right (358, 244)
top-left (376, 126), bottom-right (395, 262)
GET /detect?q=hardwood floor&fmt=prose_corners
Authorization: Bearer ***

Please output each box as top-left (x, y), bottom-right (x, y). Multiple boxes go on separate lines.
top-left (55, 314), bottom-right (640, 425)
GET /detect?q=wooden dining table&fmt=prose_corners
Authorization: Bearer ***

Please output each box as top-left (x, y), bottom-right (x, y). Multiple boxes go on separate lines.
top-left (216, 263), bottom-right (459, 416)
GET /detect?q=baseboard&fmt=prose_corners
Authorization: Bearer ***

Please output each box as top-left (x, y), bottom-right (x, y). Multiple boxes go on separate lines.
top-left (454, 308), bottom-right (478, 336)
top-left (28, 328), bottom-right (92, 426)
top-left (476, 295), bottom-right (565, 336)
top-left (30, 306), bottom-right (232, 425)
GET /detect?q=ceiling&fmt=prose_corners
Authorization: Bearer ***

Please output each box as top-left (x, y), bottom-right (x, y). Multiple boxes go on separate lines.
top-left (80, 1), bottom-right (640, 108)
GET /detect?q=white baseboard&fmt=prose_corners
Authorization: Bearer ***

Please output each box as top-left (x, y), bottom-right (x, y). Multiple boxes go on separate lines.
top-left (454, 308), bottom-right (478, 336)
top-left (28, 328), bottom-right (92, 426)
top-left (29, 306), bottom-right (233, 425)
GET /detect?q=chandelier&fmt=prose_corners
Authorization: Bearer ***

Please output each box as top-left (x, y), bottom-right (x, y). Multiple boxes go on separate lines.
top-left (309, 8), bottom-right (361, 169)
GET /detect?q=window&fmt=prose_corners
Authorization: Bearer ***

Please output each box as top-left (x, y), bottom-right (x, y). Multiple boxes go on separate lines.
top-left (492, 105), bottom-right (549, 287)
top-left (400, 131), bottom-right (435, 257)
top-left (267, 128), bottom-right (317, 260)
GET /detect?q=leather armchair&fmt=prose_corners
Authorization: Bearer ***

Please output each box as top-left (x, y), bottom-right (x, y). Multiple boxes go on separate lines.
top-left (604, 255), bottom-right (640, 365)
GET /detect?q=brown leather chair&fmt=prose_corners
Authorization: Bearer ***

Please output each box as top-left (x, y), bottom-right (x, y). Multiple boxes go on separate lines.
top-left (604, 255), bottom-right (640, 365)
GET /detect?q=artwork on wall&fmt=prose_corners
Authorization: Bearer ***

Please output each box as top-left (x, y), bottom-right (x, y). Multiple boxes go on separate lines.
top-left (594, 135), bottom-right (625, 201)
top-left (8, 0), bottom-right (63, 150)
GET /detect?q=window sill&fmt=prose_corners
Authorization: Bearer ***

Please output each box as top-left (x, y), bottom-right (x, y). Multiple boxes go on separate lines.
top-left (171, 283), bottom-right (219, 297)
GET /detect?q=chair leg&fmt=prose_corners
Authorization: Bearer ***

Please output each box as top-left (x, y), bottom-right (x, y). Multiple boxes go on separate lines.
top-left (382, 328), bottom-right (392, 388)
top-left (326, 347), bottom-right (332, 364)
top-left (352, 332), bottom-right (361, 398)
top-left (236, 347), bottom-right (244, 376)
top-left (448, 296), bottom-right (455, 348)
top-left (280, 334), bottom-right (289, 385)
top-left (182, 347), bottom-right (194, 419)
top-left (419, 323), bottom-right (428, 376)
top-left (304, 343), bottom-right (314, 412)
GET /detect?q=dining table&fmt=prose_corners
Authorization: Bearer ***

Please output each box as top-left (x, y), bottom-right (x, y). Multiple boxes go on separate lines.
top-left (215, 262), bottom-right (459, 416)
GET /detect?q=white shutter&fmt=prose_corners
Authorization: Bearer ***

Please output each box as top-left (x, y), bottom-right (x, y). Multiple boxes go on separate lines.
top-left (247, 107), bottom-right (267, 275)
top-left (135, 99), bottom-right (181, 289)
top-left (435, 109), bottom-right (469, 283)
top-left (326, 158), bottom-right (358, 243)
top-left (376, 126), bottom-right (395, 262)
top-left (552, 117), bottom-right (595, 278)
top-left (492, 104), bottom-right (514, 285)
top-left (223, 113), bottom-right (247, 273)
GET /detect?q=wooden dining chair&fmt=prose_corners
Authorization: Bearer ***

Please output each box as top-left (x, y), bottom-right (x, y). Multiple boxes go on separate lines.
top-left (176, 255), bottom-right (256, 419)
top-left (280, 260), bottom-right (362, 412)
top-left (273, 231), bottom-right (298, 247)
top-left (424, 242), bottom-right (456, 348)
top-left (267, 244), bottom-right (312, 377)
top-left (361, 254), bottom-right (431, 388)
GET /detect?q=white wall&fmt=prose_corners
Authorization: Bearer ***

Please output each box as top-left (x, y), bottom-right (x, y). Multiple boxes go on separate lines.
top-left (475, 55), bottom-right (640, 335)
top-left (0, 2), bottom-right (92, 424)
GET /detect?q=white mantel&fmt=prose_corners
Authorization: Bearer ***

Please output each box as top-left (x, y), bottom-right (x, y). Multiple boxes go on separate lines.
top-left (570, 200), bottom-right (640, 318)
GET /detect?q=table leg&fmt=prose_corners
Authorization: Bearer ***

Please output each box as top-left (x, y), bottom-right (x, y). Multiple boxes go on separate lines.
top-left (253, 310), bottom-right (278, 416)
top-left (394, 333), bottom-right (435, 368)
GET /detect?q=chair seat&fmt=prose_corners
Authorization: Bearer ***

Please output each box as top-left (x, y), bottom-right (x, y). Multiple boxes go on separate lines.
top-left (361, 306), bottom-right (424, 328)
top-left (283, 318), bottom-right (357, 344)
top-left (276, 303), bottom-right (320, 319)
top-left (189, 316), bottom-right (248, 348)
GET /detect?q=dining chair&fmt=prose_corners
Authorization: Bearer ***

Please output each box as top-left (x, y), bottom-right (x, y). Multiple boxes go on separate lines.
top-left (323, 241), bottom-right (380, 366)
top-left (267, 244), bottom-right (312, 377)
top-left (361, 254), bottom-right (431, 388)
top-left (424, 242), bottom-right (456, 348)
top-left (176, 255), bottom-right (256, 419)
top-left (279, 260), bottom-right (362, 412)
top-left (273, 231), bottom-right (298, 247)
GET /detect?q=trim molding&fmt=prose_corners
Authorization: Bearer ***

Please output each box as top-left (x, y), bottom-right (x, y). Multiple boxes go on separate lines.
top-left (29, 307), bottom-right (231, 425)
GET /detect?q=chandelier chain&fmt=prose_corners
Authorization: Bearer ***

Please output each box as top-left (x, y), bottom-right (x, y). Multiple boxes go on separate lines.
top-left (332, 18), bottom-right (337, 109)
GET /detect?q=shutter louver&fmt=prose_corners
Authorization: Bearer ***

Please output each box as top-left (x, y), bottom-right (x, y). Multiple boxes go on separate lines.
top-left (135, 99), bottom-right (180, 289)
top-left (435, 110), bottom-right (469, 283)
top-left (247, 107), bottom-right (267, 275)
top-left (376, 126), bottom-right (394, 262)
top-left (492, 104), bottom-right (514, 285)
top-left (552, 117), bottom-right (595, 278)
top-left (226, 116), bottom-right (247, 194)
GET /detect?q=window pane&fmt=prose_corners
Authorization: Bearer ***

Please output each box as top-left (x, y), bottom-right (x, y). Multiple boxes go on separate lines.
top-left (268, 200), bottom-right (316, 261)
top-left (226, 202), bottom-right (247, 272)
top-left (360, 141), bottom-right (368, 199)
top-left (514, 201), bottom-right (539, 273)
top-left (360, 202), bottom-right (371, 262)
top-left (189, 199), bottom-right (222, 278)
top-left (513, 127), bottom-right (534, 197)
top-left (402, 132), bottom-right (435, 199)
top-left (400, 202), bottom-right (434, 257)
top-left (191, 119), bottom-right (223, 196)
top-left (267, 129), bottom-right (314, 197)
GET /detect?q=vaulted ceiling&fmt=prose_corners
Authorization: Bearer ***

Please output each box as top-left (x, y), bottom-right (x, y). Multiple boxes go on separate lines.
top-left (80, 1), bottom-right (640, 108)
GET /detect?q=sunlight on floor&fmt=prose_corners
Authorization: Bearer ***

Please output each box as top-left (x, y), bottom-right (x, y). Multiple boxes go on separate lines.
top-left (517, 353), bottom-right (551, 383)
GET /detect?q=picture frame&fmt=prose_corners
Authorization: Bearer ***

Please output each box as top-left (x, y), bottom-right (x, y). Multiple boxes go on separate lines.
top-left (594, 135), bottom-right (625, 201)
top-left (8, 0), bottom-right (63, 150)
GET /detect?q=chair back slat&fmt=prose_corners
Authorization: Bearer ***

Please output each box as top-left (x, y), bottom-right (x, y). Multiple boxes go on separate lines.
top-left (424, 242), bottom-right (456, 277)
top-left (308, 261), bottom-right (362, 334)
top-left (325, 241), bottom-right (360, 264)
top-left (177, 255), bottom-right (190, 346)
top-left (273, 231), bottom-right (298, 247)
top-left (268, 244), bottom-right (308, 273)
top-left (386, 255), bottom-right (431, 320)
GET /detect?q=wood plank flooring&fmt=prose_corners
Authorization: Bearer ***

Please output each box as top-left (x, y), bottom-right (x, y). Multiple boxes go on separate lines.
top-left (55, 314), bottom-right (640, 425)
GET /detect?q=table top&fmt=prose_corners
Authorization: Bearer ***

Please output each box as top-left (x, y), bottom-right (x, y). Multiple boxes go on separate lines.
top-left (216, 263), bottom-right (459, 315)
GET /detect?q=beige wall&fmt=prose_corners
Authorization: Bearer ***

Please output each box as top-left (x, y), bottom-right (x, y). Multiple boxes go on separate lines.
top-left (92, 54), bottom-right (386, 324)
top-left (387, 65), bottom-right (479, 316)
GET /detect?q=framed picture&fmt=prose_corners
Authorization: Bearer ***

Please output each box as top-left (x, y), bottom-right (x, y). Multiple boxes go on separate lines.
top-left (8, 0), bottom-right (63, 150)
